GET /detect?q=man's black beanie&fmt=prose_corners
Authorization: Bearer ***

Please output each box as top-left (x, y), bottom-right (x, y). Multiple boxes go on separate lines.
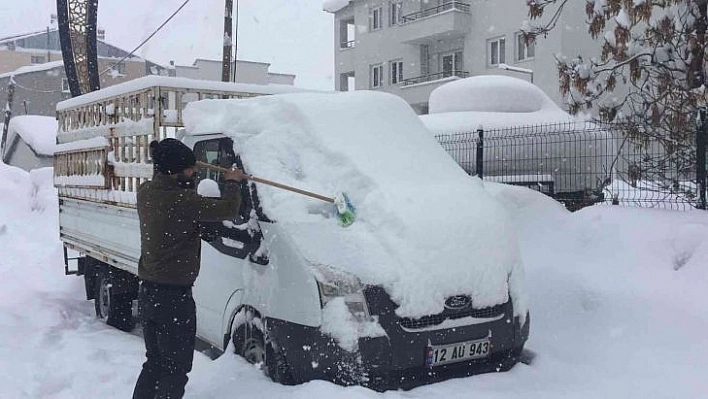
top-left (150, 138), bottom-right (196, 175)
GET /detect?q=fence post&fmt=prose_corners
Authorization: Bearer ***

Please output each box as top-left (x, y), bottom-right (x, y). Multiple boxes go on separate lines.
top-left (1, 77), bottom-right (15, 160)
top-left (476, 128), bottom-right (484, 179)
top-left (697, 109), bottom-right (707, 210)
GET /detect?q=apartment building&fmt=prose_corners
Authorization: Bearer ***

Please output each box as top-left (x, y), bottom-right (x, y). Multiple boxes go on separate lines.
top-left (325, 0), bottom-right (597, 114)
top-left (173, 58), bottom-right (296, 86)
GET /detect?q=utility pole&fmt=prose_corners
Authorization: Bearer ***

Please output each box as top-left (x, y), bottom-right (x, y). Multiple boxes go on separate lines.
top-left (1, 77), bottom-right (16, 161)
top-left (232, 0), bottom-right (239, 83)
top-left (222, 0), bottom-right (233, 82)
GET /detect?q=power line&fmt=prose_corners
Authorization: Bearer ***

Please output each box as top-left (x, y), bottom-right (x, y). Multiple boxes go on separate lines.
top-left (99, 0), bottom-right (193, 76)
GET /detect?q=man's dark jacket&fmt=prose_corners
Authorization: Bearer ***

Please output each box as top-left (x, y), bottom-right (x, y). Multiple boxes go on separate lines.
top-left (136, 173), bottom-right (241, 286)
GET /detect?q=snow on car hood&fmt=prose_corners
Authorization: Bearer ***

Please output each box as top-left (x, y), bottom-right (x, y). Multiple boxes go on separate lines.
top-left (183, 91), bottom-right (527, 319)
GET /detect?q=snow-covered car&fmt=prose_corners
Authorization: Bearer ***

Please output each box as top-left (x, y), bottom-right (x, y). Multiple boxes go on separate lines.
top-left (421, 76), bottom-right (614, 203)
top-left (55, 78), bottom-right (529, 391)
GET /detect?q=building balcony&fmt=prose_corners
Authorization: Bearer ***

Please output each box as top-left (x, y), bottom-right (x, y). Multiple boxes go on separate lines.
top-left (339, 40), bottom-right (355, 49)
top-left (399, 70), bottom-right (470, 105)
top-left (402, 70), bottom-right (469, 86)
top-left (398, 2), bottom-right (472, 44)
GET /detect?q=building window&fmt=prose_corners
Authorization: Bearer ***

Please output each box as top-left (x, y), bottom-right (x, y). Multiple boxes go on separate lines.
top-left (516, 32), bottom-right (535, 61)
top-left (420, 44), bottom-right (430, 76)
top-left (61, 78), bottom-right (70, 93)
top-left (370, 6), bottom-right (383, 31)
top-left (30, 55), bottom-right (46, 64)
top-left (390, 60), bottom-right (403, 84)
top-left (488, 37), bottom-right (506, 66)
top-left (110, 62), bottom-right (126, 75)
top-left (339, 18), bottom-right (356, 49)
top-left (389, 1), bottom-right (403, 26)
top-left (440, 51), bottom-right (463, 77)
top-left (370, 64), bottom-right (384, 88)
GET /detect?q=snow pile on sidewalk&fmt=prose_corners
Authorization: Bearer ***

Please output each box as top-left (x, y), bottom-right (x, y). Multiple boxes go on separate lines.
top-left (0, 162), bottom-right (144, 398)
top-left (184, 91), bottom-right (526, 319)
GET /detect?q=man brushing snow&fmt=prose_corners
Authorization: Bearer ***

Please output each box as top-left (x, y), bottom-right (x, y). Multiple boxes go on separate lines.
top-left (133, 139), bottom-right (243, 399)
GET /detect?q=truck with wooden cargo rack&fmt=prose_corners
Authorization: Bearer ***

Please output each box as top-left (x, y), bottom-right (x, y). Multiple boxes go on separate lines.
top-left (55, 77), bottom-right (530, 391)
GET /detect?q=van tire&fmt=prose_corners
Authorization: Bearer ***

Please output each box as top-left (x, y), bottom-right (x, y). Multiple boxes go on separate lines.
top-left (232, 309), bottom-right (295, 385)
top-left (94, 270), bottom-right (134, 332)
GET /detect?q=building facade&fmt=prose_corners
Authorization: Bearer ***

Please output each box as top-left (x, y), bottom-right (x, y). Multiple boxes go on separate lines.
top-left (0, 29), bottom-right (166, 117)
top-left (325, 0), bottom-right (597, 114)
top-left (173, 59), bottom-right (296, 86)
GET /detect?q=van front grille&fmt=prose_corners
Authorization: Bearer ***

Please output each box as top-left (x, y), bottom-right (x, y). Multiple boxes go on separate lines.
top-left (398, 303), bottom-right (505, 330)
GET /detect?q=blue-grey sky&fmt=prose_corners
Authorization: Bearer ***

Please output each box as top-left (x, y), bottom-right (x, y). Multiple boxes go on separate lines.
top-left (0, 0), bottom-right (335, 90)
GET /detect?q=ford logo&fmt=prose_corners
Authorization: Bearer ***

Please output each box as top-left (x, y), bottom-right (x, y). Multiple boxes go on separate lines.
top-left (444, 295), bottom-right (471, 310)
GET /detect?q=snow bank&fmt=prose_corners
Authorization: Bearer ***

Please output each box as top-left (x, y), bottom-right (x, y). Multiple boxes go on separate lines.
top-left (184, 91), bottom-right (526, 319)
top-left (7, 115), bottom-right (58, 155)
top-left (323, 0), bottom-right (350, 13)
top-left (422, 75), bottom-right (576, 134)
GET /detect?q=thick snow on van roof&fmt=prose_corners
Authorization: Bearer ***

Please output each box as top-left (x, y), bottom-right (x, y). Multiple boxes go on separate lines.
top-left (421, 75), bottom-right (576, 134)
top-left (184, 91), bottom-right (527, 319)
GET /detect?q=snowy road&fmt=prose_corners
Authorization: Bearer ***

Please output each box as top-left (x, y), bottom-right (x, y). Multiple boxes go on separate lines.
top-left (1, 164), bottom-right (707, 398)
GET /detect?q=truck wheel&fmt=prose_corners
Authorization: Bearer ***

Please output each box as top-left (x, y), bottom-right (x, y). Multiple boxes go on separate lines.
top-left (94, 271), bottom-right (134, 332)
top-left (232, 309), bottom-right (295, 384)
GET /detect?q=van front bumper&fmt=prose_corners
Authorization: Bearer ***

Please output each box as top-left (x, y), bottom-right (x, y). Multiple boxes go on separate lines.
top-left (265, 287), bottom-right (529, 391)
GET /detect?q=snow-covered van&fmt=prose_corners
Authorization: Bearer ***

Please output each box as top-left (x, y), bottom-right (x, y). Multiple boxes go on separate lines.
top-left (55, 77), bottom-right (529, 390)
top-left (422, 76), bottom-right (615, 203)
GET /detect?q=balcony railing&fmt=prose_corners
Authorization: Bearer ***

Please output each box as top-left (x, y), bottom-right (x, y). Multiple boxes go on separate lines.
top-left (402, 70), bottom-right (469, 86)
top-left (401, 1), bottom-right (471, 24)
top-left (339, 40), bottom-right (356, 49)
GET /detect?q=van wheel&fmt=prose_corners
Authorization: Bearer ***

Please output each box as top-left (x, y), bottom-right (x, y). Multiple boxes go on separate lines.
top-left (232, 309), bottom-right (295, 384)
top-left (94, 270), bottom-right (134, 332)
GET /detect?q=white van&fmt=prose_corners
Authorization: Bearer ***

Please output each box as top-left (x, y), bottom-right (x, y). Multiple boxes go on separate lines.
top-left (56, 77), bottom-right (529, 390)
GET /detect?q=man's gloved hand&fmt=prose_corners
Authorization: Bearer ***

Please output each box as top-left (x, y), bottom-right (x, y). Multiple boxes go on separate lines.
top-left (224, 167), bottom-right (245, 182)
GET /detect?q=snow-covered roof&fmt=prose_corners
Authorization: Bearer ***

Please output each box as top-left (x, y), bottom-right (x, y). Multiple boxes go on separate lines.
top-left (183, 91), bottom-right (526, 319)
top-left (7, 116), bottom-right (58, 156)
top-left (421, 75), bottom-right (576, 134)
top-left (0, 60), bottom-right (64, 80)
top-left (56, 76), bottom-right (312, 111)
top-left (0, 29), bottom-right (49, 44)
top-left (323, 0), bottom-right (351, 13)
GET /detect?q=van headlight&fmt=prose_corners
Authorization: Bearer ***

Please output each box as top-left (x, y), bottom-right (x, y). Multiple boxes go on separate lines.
top-left (311, 263), bottom-right (371, 322)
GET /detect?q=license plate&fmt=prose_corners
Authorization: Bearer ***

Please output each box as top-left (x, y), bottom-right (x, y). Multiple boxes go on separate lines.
top-left (425, 338), bottom-right (490, 367)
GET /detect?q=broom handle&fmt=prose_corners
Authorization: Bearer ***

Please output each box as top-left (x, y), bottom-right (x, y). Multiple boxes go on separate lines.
top-left (196, 161), bottom-right (334, 203)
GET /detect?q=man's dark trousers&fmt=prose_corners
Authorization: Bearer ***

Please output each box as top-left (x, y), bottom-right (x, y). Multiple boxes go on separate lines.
top-left (133, 281), bottom-right (196, 399)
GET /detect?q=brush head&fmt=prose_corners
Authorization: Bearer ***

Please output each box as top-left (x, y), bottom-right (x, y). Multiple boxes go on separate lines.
top-left (334, 192), bottom-right (356, 227)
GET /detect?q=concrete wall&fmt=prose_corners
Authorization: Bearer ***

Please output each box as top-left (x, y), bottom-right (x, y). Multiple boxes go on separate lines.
top-left (175, 59), bottom-right (296, 85)
top-left (0, 50), bottom-right (59, 75)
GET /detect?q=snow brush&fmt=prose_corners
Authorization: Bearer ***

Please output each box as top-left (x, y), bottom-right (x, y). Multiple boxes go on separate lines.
top-left (196, 161), bottom-right (356, 227)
